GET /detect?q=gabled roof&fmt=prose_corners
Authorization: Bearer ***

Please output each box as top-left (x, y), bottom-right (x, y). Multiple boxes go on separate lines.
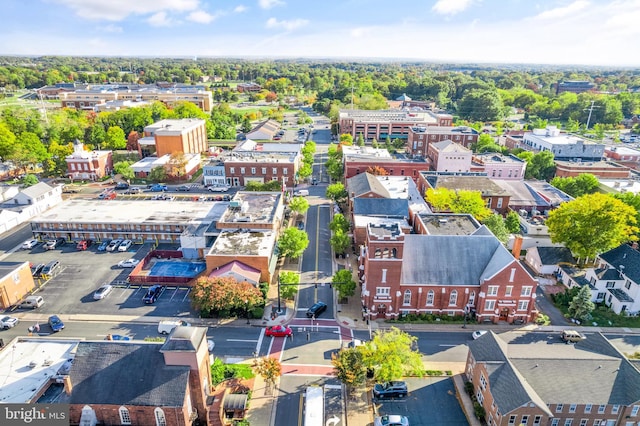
top-left (69, 342), bottom-right (189, 406)
top-left (535, 246), bottom-right (575, 265)
top-left (346, 173), bottom-right (390, 198)
top-left (19, 182), bottom-right (54, 199)
top-left (430, 140), bottom-right (471, 153)
top-left (599, 244), bottom-right (640, 284)
top-left (209, 260), bottom-right (261, 283)
top-left (352, 198), bottom-right (408, 217)
top-left (401, 234), bottom-right (517, 285)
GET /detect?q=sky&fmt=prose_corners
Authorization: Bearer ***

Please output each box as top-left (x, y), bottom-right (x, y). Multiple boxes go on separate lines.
top-left (1, 0), bottom-right (639, 66)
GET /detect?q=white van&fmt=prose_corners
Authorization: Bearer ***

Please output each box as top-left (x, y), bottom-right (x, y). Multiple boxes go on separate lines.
top-left (294, 189), bottom-right (309, 197)
top-left (19, 295), bottom-right (44, 309)
top-left (157, 320), bottom-right (190, 335)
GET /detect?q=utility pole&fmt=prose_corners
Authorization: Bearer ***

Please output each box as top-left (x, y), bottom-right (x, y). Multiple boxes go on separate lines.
top-left (351, 85), bottom-right (354, 110)
top-left (584, 100), bottom-right (599, 130)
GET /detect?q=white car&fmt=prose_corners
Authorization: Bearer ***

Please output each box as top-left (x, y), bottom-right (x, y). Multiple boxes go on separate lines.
top-left (1, 315), bottom-right (19, 329)
top-left (374, 415), bottom-right (409, 426)
top-left (21, 239), bottom-right (39, 250)
top-left (93, 284), bottom-right (114, 300)
top-left (472, 330), bottom-right (488, 340)
top-left (118, 240), bottom-right (132, 252)
top-left (117, 258), bottom-right (140, 268)
top-left (208, 186), bottom-right (229, 192)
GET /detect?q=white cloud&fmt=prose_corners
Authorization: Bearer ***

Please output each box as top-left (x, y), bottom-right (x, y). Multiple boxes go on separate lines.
top-left (234, 5), bottom-right (248, 13)
top-left (258, 0), bottom-right (285, 10)
top-left (431, 0), bottom-right (475, 15)
top-left (52, 0), bottom-right (199, 21)
top-left (147, 11), bottom-right (173, 27)
top-left (265, 17), bottom-right (308, 31)
top-left (350, 27), bottom-right (372, 38)
top-left (533, 0), bottom-right (590, 20)
top-left (187, 10), bottom-right (217, 24)
top-left (98, 24), bottom-right (123, 33)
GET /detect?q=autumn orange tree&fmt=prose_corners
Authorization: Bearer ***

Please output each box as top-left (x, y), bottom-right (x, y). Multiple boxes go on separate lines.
top-left (191, 277), bottom-right (264, 318)
top-left (253, 357), bottom-right (282, 393)
top-left (365, 165), bottom-right (389, 176)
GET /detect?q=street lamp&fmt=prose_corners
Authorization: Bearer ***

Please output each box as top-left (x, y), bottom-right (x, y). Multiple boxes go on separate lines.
top-left (245, 299), bottom-right (250, 325)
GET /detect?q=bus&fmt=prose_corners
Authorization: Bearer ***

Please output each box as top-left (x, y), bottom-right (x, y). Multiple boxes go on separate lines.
top-left (303, 386), bottom-right (324, 426)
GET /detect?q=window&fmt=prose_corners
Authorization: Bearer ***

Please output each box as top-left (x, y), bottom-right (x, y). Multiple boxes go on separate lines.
top-left (557, 404), bottom-right (564, 413)
top-left (631, 405), bottom-right (639, 416)
top-left (262, 167), bottom-right (267, 174)
top-left (534, 415), bottom-right (542, 425)
top-left (579, 420), bottom-right (587, 426)
top-left (119, 407), bottom-right (131, 425)
top-left (605, 281), bottom-right (615, 289)
top-left (251, 167), bottom-right (256, 174)
top-left (376, 287), bottom-right (390, 297)
top-left (240, 167), bottom-right (245, 174)
top-left (521, 286), bottom-right (532, 296)
top-left (598, 405), bottom-right (605, 414)
top-left (272, 167), bottom-right (277, 174)
top-left (381, 269), bottom-right (387, 283)
top-left (374, 249), bottom-right (381, 258)
top-left (505, 286), bottom-right (513, 296)
top-left (518, 300), bottom-right (529, 310)
top-left (426, 290), bottom-right (434, 306)
top-left (564, 419), bottom-right (573, 426)
top-left (612, 405), bottom-right (619, 414)
top-left (552, 420), bottom-right (559, 426)
top-left (154, 408), bottom-right (167, 426)
top-left (468, 291), bottom-right (475, 305)
top-left (570, 404), bottom-right (577, 413)
top-left (585, 404), bottom-right (592, 414)
top-left (488, 286), bottom-right (498, 296)
top-left (449, 290), bottom-right (457, 306)
top-left (508, 415), bottom-right (517, 425)
top-left (480, 374), bottom-right (487, 390)
top-left (485, 300), bottom-right (495, 310)
top-left (497, 198), bottom-right (503, 209)
top-left (403, 290), bottom-right (411, 305)
top-left (283, 169), bottom-right (288, 175)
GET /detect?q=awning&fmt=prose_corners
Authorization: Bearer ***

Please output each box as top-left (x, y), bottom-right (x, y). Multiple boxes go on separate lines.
top-left (223, 394), bottom-right (248, 410)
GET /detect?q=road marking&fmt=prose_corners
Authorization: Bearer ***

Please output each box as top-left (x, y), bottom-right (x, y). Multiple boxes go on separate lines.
top-left (325, 384), bottom-right (342, 389)
top-left (439, 344), bottom-right (457, 347)
top-left (227, 339), bottom-right (259, 343)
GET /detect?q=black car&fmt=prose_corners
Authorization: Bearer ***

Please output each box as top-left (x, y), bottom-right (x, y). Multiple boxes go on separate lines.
top-left (372, 381), bottom-right (408, 399)
top-left (115, 182), bottom-right (129, 190)
top-left (306, 301), bottom-right (327, 318)
top-left (31, 263), bottom-right (45, 277)
top-left (142, 285), bottom-right (163, 304)
top-left (177, 185), bottom-right (191, 191)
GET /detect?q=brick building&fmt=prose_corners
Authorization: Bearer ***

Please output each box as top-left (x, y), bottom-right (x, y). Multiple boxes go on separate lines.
top-left (471, 153), bottom-right (527, 180)
top-left (144, 119), bottom-right (208, 158)
top-left (554, 160), bottom-right (630, 179)
top-left (65, 141), bottom-right (113, 181)
top-left (338, 109), bottom-right (451, 141)
top-left (604, 145), bottom-right (640, 170)
top-left (342, 146), bottom-right (430, 181)
top-left (407, 126), bottom-right (479, 157)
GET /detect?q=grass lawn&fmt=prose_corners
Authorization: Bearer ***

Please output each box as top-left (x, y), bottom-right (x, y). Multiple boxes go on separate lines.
top-left (554, 301), bottom-right (640, 328)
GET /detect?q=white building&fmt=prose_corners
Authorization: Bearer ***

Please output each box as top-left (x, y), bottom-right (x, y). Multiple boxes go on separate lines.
top-left (521, 126), bottom-right (604, 161)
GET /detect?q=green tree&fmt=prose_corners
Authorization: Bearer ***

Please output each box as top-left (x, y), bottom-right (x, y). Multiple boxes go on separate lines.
top-left (0, 121), bottom-right (17, 160)
top-left (339, 134), bottom-right (353, 145)
top-left (505, 211), bottom-right (522, 234)
top-left (330, 229), bottom-right (351, 256)
top-left (527, 151), bottom-right (556, 181)
top-left (568, 285), bottom-right (595, 323)
top-left (298, 163), bottom-right (313, 180)
top-left (277, 227), bottom-right (310, 259)
top-left (331, 348), bottom-right (366, 397)
top-left (114, 161), bottom-right (134, 180)
top-left (482, 214), bottom-right (510, 243)
top-left (330, 213), bottom-right (350, 234)
top-left (148, 166), bottom-right (167, 182)
top-left (425, 188), bottom-right (492, 221)
top-left (288, 196), bottom-right (309, 216)
top-left (241, 116), bottom-right (252, 133)
top-left (191, 276), bottom-right (264, 317)
top-left (550, 174), bottom-right (599, 198)
top-left (11, 131), bottom-right (48, 171)
top-left (360, 327), bottom-right (424, 382)
top-left (332, 268), bottom-right (356, 299)
top-left (21, 174), bottom-right (39, 187)
top-left (546, 193), bottom-right (638, 262)
top-left (458, 89), bottom-right (504, 121)
top-left (326, 183), bottom-right (348, 203)
top-left (103, 126), bottom-right (126, 150)
top-left (278, 271), bottom-right (299, 300)
top-left (43, 141), bottom-right (73, 177)
top-left (356, 133), bottom-right (365, 147)
top-left (85, 123), bottom-right (106, 148)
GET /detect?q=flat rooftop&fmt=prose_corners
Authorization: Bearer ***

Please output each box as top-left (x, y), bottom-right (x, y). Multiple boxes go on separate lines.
top-left (339, 109), bottom-right (439, 124)
top-left (31, 199), bottom-right (225, 224)
top-left (0, 338), bottom-right (77, 403)
top-left (219, 192), bottom-right (282, 225)
top-left (600, 179), bottom-right (640, 194)
top-left (145, 119), bottom-right (205, 135)
top-left (417, 213), bottom-right (480, 235)
top-left (354, 215), bottom-right (409, 230)
top-left (209, 229), bottom-right (276, 257)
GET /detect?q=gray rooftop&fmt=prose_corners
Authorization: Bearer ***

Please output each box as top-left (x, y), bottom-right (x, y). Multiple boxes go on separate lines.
top-left (19, 182), bottom-right (54, 199)
top-left (536, 247), bottom-right (575, 265)
top-left (161, 326), bottom-right (207, 353)
top-left (352, 198), bottom-right (408, 217)
top-left (416, 213), bottom-right (480, 236)
top-left (599, 244), bottom-right (640, 284)
top-left (347, 173), bottom-right (390, 198)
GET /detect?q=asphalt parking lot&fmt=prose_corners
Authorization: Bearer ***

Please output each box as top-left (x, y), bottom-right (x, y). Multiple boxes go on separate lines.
top-left (374, 377), bottom-right (468, 426)
top-left (5, 241), bottom-right (196, 318)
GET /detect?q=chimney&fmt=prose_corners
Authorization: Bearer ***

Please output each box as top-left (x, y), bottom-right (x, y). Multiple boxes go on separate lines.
top-left (63, 376), bottom-right (73, 395)
top-left (632, 242), bottom-right (639, 250)
top-left (512, 235), bottom-right (524, 259)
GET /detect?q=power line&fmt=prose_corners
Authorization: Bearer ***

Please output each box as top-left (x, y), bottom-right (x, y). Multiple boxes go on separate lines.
top-left (584, 100), bottom-right (600, 129)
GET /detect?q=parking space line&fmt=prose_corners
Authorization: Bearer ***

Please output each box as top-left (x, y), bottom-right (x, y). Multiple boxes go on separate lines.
top-left (181, 288), bottom-right (191, 302)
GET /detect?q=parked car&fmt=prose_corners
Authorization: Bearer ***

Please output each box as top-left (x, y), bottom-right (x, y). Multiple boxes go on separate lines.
top-left (306, 301), bottom-right (327, 318)
top-left (41, 260), bottom-right (61, 276)
top-left (105, 334), bottom-right (130, 341)
top-left (143, 285), bottom-right (163, 304)
top-left (18, 295), bottom-right (44, 309)
top-left (372, 381), bottom-right (408, 399)
top-left (1, 315), bottom-right (19, 329)
top-left (118, 240), bottom-right (132, 252)
top-left (311, 177), bottom-right (318, 185)
top-left (265, 325), bottom-right (293, 337)
top-left (93, 284), bottom-right (114, 300)
top-left (106, 239), bottom-right (122, 252)
top-left (31, 263), bottom-right (45, 277)
top-left (97, 240), bottom-right (111, 251)
top-left (149, 184), bottom-right (168, 192)
top-left (115, 182), bottom-right (129, 190)
top-left (76, 239), bottom-right (93, 250)
top-left (561, 330), bottom-right (585, 343)
top-left (48, 315), bottom-right (65, 332)
top-left (472, 330), bottom-right (488, 340)
top-left (124, 187), bottom-right (142, 195)
top-left (294, 189), bottom-right (309, 196)
top-left (62, 185), bottom-right (79, 194)
top-left (98, 190), bottom-right (116, 199)
top-left (44, 238), bottom-right (65, 250)
top-left (22, 239), bottom-right (39, 250)
top-left (374, 415), bottom-right (410, 426)
top-left (297, 221), bottom-right (305, 230)
top-left (177, 185), bottom-right (191, 191)
top-left (208, 185), bottom-right (229, 192)
top-left (117, 258), bottom-right (140, 268)
top-left (157, 320), bottom-right (190, 334)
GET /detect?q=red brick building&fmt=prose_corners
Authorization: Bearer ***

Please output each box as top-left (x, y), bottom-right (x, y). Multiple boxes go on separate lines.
top-left (359, 223), bottom-right (538, 323)
top-left (604, 145), bottom-right (640, 170)
top-left (144, 119), bottom-right (208, 158)
top-left (65, 141), bottom-right (113, 181)
top-left (407, 126), bottom-right (479, 157)
top-left (554, 160), bottom-right (630, 178)
top-left (338, 109), bottom-right (451, 141)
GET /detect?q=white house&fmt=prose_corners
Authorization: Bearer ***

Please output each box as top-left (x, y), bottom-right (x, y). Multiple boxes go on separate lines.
top-left (525, 246), bottom-right (575, 275)
top-left (0, 182), bottom-right (63, 235)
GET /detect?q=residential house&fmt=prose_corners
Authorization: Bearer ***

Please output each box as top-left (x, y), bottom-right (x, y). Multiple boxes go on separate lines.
top-left (407, 126), bottom-right (479, 157)
top-left (10, 182), bottom-right (63, 216)
top-left (359, 223), bottom-right (538, 323)
top-left (144, 119), bottom-right (208, 158)
top-left (493, 179), bottom-right (572, 216)
top-left (466, 331), bottom-right (640, 426)
top-left (202, 159), bottom-right (226, 187)
top-left (588, 243), bottom-right (640, 315)
top-left (65, 326), bottom-right (214, 426)
top-left (471, 153), bottom-right (527, 180)
top-left (525, 246), bottom-right (575, 275)
top-left (427, 140), bottom-right (472, 172)
top-left (66, 140), bottom-right (113, 181)
top-left (0, 261), bottom-right (36, 309)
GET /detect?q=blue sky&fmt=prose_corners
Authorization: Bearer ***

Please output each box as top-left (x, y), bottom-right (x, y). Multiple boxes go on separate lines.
top-left (1, 0), bottom-right (638, 66)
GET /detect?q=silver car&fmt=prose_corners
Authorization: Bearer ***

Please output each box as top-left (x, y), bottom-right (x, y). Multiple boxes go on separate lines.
top-left (93, 284), bottom-right (114, 300)
top-left (374, 415), bottom-right (409, 426)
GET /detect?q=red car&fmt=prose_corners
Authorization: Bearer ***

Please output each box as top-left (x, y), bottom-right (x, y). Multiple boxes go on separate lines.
top-left (265, 325), bottom-right (293, 337)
